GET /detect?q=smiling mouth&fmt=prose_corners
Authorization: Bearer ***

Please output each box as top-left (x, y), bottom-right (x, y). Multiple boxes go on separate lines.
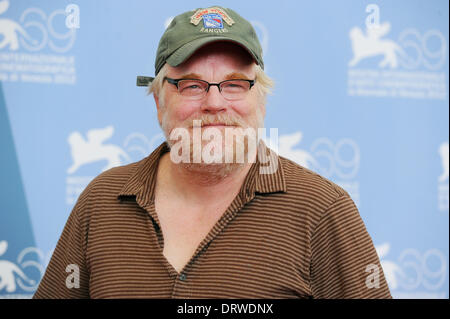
top-left (202, 123), bottom-right (232, 127)
top-left (187, 123), bottom-right (239, 129)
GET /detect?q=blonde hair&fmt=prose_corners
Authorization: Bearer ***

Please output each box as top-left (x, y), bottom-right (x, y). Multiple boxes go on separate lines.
top-left (148, 63), bottom-right (274, 107)
top-left (253, 64), bottom-right (274, 105)
top-left (147, 64), bottom-right (168, 97)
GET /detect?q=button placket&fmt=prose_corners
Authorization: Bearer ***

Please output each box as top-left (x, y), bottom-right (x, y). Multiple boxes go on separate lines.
top-left (171, 270), bottom-right (191, 298)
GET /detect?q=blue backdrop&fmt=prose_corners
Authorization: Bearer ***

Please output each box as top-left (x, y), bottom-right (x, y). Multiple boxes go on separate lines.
top-left (0, 0), bottom-right (448, 298)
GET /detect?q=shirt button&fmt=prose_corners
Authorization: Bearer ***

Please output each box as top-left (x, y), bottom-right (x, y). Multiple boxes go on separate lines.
top-left (179, 273), bottom-right (187, 281)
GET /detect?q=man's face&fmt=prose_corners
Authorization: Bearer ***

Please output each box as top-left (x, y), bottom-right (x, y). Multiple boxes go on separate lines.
top-left (155, 41), bottom-right (265, 166)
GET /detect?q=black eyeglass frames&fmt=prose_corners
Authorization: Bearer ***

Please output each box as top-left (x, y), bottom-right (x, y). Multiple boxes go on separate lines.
top-left (164, 77), bottom-right (255, 101)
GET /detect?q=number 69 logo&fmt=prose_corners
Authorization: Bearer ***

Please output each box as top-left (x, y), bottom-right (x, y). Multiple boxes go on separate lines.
top-left (398, 248), bottom-right (447, 291)
top-left (398, 29), bottom-right (447, 71)
top-left (19, 6), bottom-right (77, 53)
top-left (310, 138), bottom-right (360, 179)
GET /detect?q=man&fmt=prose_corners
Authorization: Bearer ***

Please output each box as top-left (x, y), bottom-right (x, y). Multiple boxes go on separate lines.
top-left (33, 6), bottom-right (391, 299)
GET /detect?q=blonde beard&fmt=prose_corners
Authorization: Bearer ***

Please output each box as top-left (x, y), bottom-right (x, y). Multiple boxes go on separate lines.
top-left (161, 110), bottom-right (264, 180)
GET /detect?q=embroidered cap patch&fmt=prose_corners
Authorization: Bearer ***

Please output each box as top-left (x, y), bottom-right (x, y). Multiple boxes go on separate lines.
top-left (190, 7), bottom-right (235, 27)
top-left (202, 13), bottom-right (223, 29)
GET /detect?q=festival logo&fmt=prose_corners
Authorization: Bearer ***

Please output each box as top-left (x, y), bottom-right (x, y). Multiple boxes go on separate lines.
top-left (376, 242), bottom-right (448, 298)
top-left (275, 131), bottom-right (361, 206)
top-left (347, 19), bottom-right (447, 100)
top-left (0, 240), bottom-right (49, 298)
top-left (0, 0), bottom-right (78, 84)
top-left (278, 132), bottom-right (317, 169)
top-left (0, 0), bottom-right (36, 51)
top-left (349, 22), bottom-right (405, 69)
top-left (66, 127), bottom-right (164, 205)
top-left (375, 243), bottom-right (404, 290)
top-left (67, 126), bottom-right (130, 175)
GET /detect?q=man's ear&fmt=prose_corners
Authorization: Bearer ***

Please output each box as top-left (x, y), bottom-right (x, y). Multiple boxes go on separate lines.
top-left (154, 94), bottom-right (163, 126)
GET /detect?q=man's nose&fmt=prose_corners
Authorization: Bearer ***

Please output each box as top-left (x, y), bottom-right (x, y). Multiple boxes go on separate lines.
top-left (200, 85), bottom-right (226, 113)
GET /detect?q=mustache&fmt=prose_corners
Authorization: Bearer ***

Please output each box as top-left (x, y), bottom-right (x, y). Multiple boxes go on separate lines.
top-left (184, 113), bottom-right (248, 128)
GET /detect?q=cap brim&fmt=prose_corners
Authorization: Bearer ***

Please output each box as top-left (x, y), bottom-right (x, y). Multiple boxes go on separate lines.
top-left (136, 76), bottom-right (154, 87)
top-left (166, 36), bottom-right (260, 68)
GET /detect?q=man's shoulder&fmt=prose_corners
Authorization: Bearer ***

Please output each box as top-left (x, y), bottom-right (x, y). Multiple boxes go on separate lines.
top-left (277, 155), bottom-right (350, 208)
top-left (77, 158), bottom-right (146, 202)
top-left (93, 160), bottom-right (142, 187)
top-left (255, 153), bottom-right (358, 237)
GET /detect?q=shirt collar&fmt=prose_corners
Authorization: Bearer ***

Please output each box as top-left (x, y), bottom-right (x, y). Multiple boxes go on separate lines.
top-left (117, 140), bottom-right (287, 205)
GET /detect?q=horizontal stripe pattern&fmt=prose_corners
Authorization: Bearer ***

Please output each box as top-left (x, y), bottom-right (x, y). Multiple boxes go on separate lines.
top-left (33, 142), bottom-right (391, 299)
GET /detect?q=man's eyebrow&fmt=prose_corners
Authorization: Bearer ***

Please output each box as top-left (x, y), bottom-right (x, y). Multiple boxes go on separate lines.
top-left (177, 72), bottom-right (252, 80)
top-left (179, 73), bottom-right (202, 79)
top-left (225, 72), bottom-right (251, 80)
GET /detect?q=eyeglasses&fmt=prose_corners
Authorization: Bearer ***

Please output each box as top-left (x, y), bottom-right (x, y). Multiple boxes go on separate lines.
top-left (164, 77), bottom-right (255, 101)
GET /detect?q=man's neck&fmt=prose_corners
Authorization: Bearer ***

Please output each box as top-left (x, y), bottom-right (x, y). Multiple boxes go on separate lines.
top-left (157, 151), bottom-right (254, 205)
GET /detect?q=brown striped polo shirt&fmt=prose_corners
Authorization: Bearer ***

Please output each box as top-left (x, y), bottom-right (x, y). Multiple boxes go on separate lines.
top-left (33, 141), bottom-right (391, 299)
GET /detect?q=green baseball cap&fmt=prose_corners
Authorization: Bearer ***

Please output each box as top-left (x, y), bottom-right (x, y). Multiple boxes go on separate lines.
top-left (137, 6), bottom-right (264, 87)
